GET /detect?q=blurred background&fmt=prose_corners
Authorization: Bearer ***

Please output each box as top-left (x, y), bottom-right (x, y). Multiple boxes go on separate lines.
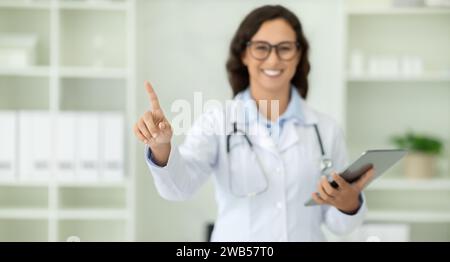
top-left (0, 0), bottom-right (449, 242)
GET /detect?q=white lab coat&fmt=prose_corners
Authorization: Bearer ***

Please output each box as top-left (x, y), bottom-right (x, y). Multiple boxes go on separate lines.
top-left (145, 91), bottom-right (367, 242)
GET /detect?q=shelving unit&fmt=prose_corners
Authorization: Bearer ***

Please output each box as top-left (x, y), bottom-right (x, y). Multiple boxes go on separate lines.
top-left (367, 210), bottom-right (450, 223)
top-left (347, 73), bottom-right (450, 82)
top-left (0, 67), bottom-right (51, 77)
top-left (0, 208), bottom-right (49, 220)
top-left (0, 0), bottom-right (136, 242)
top-left (59, 67), bottom-right (127, 79)
top-left (347, 7), bottom-right (450, 15)
top-left (369, 178), bottom-right (450, 190)
top-left (0, 0), bottom-right (51, 9)
top-left (344, 0), bottom-right (450, 241)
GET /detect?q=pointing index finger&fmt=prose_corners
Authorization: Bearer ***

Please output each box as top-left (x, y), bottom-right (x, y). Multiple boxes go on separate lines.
top-left (145, 81), bottom-right (161, 111)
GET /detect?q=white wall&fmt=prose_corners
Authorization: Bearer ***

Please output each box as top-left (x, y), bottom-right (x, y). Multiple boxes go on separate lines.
top-left (135, 0), bottom-right (345, 241)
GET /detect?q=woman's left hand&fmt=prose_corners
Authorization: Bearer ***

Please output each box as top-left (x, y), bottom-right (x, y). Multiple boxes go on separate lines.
top-left (312, 168), bottom-right (375, 214)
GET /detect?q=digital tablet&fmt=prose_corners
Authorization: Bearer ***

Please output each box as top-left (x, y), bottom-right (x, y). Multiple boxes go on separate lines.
top-left (304, 149), bottom-right (407, 206)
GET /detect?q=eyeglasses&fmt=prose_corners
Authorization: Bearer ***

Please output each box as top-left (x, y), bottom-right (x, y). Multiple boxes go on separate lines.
top-left (247, 41), bottom-right (300, 61)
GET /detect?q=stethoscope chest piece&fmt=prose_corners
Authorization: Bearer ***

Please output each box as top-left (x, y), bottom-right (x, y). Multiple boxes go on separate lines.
top-left (312, 124), bottom-right (334, 176)
top-left (319, 157), bottom-right (333, 176)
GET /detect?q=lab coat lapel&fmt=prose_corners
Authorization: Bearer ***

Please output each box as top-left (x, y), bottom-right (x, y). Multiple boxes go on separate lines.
top-left (247, 121), bottom-right (279, 156)
top-left (278, 122), bottom-right (300, 153)
top-left (230, 94), bottom-right (279, 156)
top-left (278, 100), bottom-right (319, 153)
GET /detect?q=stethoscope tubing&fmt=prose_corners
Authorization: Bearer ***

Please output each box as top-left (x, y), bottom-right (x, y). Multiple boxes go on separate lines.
top-left (226, 122), bottom-right (325, 158)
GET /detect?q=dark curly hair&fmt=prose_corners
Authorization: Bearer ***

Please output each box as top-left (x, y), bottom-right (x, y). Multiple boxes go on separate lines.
top-left (226, 5), bottom-right (310, 99)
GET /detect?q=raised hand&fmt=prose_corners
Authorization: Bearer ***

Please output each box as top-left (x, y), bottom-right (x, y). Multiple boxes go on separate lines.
top-left (133, 81), bottom-right (172, 166)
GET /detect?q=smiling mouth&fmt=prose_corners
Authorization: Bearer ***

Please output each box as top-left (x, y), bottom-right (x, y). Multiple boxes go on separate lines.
top-left (262, 69), bottom-right (283, 77)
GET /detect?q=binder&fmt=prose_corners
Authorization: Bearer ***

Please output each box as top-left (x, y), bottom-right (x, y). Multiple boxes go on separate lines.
top-left (18, 111), bottom-right (52, 181)
top-left (18, 111), bottom-right (32, 181)
top-left (76, 112), bottom-right (100, 182)
top-left (0, 112), bottom-right (17, 182)
top-left (31, 112), bottom-right (52, 181)
top-left (56, 112), bottom-right (76, 182)
top-left (101, 113), bottom-right (124, 182)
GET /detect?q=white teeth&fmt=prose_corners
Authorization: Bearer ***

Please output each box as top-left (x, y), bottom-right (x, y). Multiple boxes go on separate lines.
top-left (263, 69), bottom-right (282, 76)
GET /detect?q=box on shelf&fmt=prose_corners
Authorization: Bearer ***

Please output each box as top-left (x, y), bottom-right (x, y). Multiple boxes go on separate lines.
top-left (0, 33), bottom-right (38, 68)
top-left (354, 223), bottom-right (410, 242)
top-left (325, 223), bottom-right (410, 242)
top-left (76, 112), bottom-right (100, 182)
top-left (348, 50), bottom-right (426, 78)
top-left (0, 111), bottom-right (17, 182)
top-left (424, 0), bottom-right (450, 7)
top-left (18, 111), bottom-right (52, 181)
top-left (56, 112), bottom-right (77, 182)
top-left (100, 113), bottom-right (124, 182)
top-left (62, 111), bottom-right (125, 183)
top-left (392, 0), bottom-right (425, 7)
top-left (1, 111), bottom-right (125, 184)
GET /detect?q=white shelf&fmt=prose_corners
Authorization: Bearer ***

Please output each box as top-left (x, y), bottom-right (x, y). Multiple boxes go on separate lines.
top-left (57, 181), bottom-right (127, 188)
top-left (0, 180), bottom-right (50, 187)
top-left (59, 67), bottom-right (127, 79)
top-left (0, 208), bottom-right (49, 219)
top-left (0, 180), bottom-right (127, 187)
top-left (0, 0), bottom-right (128, 11)
top-left (58, 208), bottom-right (128, 220)
top-left (347, 7), bottom-right (450, 15)
top-left (367, 210), bottom-right (450, 223)
top-left (59, 0), bottom-right (128, 11)
top-left (368, 178), bottom-right (450, 190)
top-left (0, 0), bottom-right (50, 10)
top-left (346, 1), bottom-right (450, 242)
top-left (0, 66), bottom-right (51, 77)
top-left (0, 0), bottom-right (136, 241)
top-left (347, 73), bottom-right (450, 82)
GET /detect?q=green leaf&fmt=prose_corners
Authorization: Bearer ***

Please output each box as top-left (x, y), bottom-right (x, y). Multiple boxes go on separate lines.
top-left (390, 132), bottom-right (443, 155)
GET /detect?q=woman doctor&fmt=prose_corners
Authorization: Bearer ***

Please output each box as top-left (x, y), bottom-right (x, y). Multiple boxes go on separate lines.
top-left (133, 5), bottom-right (374, 241)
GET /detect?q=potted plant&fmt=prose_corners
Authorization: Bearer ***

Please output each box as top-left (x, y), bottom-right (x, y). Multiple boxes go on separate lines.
top-left (391, 132), bottom-right (443, 179)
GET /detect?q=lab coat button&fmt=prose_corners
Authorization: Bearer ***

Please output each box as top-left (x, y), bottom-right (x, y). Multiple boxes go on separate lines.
top-left (276, 202), bottom-right (283, 209)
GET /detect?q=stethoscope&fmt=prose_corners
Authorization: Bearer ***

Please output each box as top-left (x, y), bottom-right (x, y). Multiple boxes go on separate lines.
top-left (312, 124), bottom-right (333, 175)
top-left (226, 121), bottom-right (333, 197)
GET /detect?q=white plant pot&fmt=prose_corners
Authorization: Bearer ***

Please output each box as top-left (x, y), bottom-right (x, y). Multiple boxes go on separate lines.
top-left (404, 152), bottom-right (436, 179)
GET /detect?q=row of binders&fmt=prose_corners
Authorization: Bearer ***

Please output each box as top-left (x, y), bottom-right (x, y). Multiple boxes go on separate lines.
top-left (0, 111), bottom-right (125, 183)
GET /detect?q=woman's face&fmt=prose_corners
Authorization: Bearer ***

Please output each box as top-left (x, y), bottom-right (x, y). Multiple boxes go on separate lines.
top-left (243, 18), bottom-right (301, 94)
